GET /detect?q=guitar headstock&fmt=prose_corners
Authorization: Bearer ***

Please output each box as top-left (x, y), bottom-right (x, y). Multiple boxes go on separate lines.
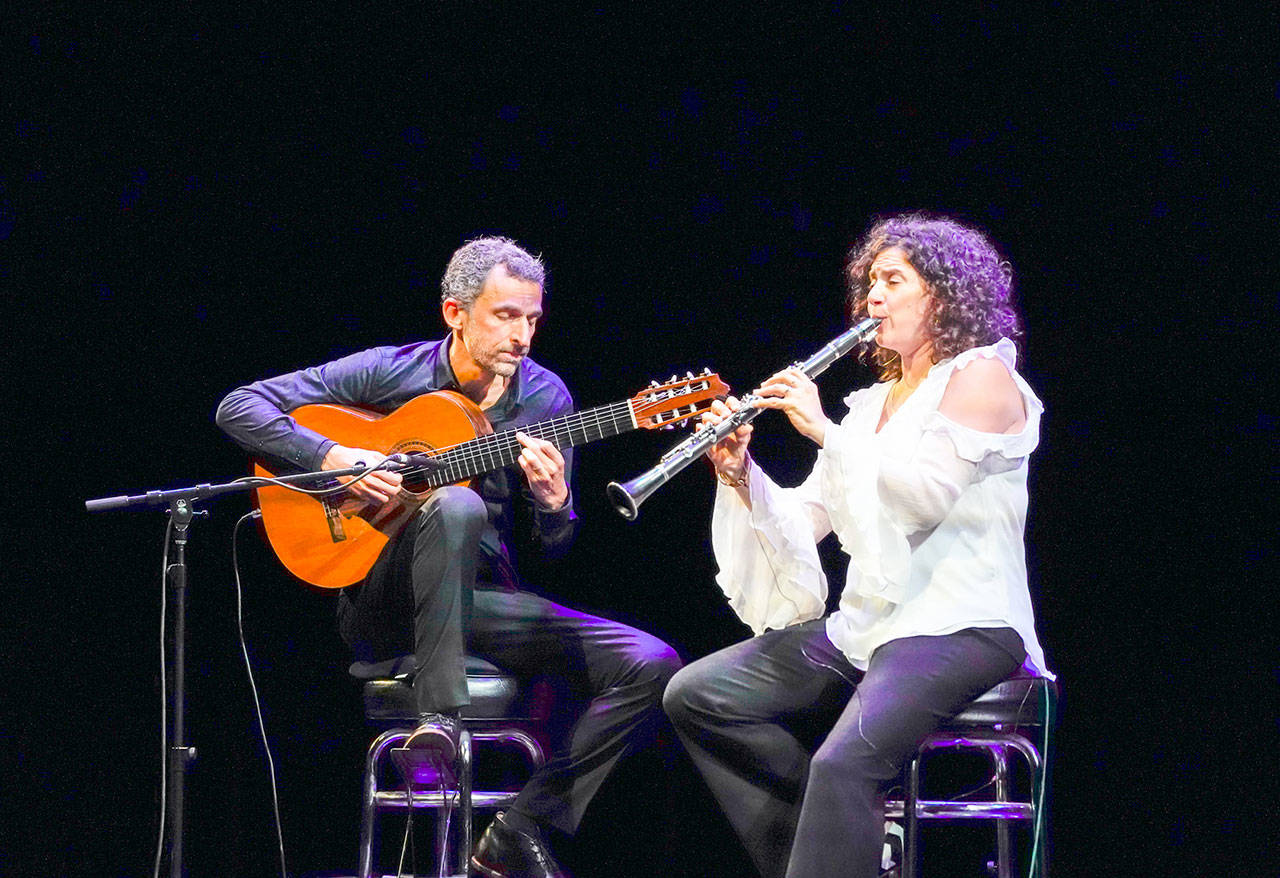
top-left (630, 370), bottom-right (730, 430)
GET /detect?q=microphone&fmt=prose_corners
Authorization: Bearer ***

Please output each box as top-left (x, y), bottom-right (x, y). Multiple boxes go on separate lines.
top-left (384, 452), bottom-right (446, 470)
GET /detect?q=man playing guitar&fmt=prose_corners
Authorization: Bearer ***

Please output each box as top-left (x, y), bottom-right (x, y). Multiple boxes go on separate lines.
top-left (217, 236), bottom-right (682, 878)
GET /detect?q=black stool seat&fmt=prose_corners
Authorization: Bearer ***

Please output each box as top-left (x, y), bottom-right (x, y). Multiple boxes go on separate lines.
top-left (943, 674), bottom-right (1055, 729)
top-left (351, 655), bottom-right (526, 722)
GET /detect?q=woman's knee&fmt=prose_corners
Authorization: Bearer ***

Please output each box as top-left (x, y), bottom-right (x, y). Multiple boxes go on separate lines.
top-left (807, 715), bottom-right (909, 798)
top-left (662, 660), bottom-right (715, 728)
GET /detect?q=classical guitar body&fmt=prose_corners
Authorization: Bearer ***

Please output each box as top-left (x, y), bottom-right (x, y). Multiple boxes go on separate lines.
top-left (254, 391), bottom-right (490, 590)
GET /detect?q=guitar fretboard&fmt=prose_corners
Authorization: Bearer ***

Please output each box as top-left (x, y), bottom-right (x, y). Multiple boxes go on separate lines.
top-left (418, 399), bottom-right (638, 488)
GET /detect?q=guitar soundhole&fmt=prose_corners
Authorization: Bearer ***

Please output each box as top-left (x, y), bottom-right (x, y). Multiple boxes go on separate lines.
top-left (391, 440), bottom-right (438, 496)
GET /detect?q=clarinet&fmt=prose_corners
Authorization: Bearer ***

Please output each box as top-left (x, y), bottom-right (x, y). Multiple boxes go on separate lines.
top-left (606, 317), bottom-right (881, 520)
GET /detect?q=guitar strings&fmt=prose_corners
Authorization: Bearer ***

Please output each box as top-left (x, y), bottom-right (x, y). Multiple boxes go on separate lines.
top-left (402, 400), bottom-right (638, 484)
top-left (240, 383), bottom-right (717, 496)
top-left (395, 383), bottom-right (719, 482)
top-left (415, 398), bottom-right (634, 458)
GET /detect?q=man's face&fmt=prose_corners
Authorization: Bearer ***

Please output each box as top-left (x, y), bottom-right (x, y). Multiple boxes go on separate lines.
top-left (447, 265), bottom-right (544, 378)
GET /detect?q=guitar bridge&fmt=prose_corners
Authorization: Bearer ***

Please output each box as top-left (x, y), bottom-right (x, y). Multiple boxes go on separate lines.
top-left (321, 496), bottom-right (347, 543)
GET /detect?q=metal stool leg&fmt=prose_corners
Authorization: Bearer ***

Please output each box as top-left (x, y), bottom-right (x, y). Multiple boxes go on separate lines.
top-left (1029, 738), bottom-right (1049, 878)
top-left (360, 729), bottom-right (410, 878)
top-left (433, 772), bottom-right (449, 878)
top-left (993, 745), bottom-right (1012, 878)
top-left (456, 729), bottom-right (473, 878)
top-left (997, 734), bottom-right (1048, 878)
top-left (902, 751), bottom-right (922, 878)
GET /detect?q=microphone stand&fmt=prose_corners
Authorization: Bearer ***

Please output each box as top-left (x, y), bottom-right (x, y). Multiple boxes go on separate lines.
top-left (85, 461), bottom-right (397, 878)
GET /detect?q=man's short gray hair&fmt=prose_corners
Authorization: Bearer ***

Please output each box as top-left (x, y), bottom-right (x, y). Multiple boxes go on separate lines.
top-left (440, 236), bottom-right (546, 307)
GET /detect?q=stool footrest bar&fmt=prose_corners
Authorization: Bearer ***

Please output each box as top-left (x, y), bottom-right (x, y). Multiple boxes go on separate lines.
top-left (886, 800), bottom-right (1036, 820)
top-left (372, 790), bottom-right (520, 810)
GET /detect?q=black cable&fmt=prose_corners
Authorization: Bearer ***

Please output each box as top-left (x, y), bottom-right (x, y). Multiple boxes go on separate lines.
top-left (1026, 682), bottom-right (1052, 877)
top-left (232, 455), bottom-right (407, 496)
top-left (393, 748), bottom-right (460, 877)
top-left (152, 515), bottom-right (175, 878)
top-left (435, 780), bottom-right (457, 877)
top-left (232, 509), bottom-right (289, 878)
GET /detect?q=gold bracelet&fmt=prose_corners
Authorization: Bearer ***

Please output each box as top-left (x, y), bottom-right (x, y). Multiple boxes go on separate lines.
top-left (716, 460), bottom-right (749, 488)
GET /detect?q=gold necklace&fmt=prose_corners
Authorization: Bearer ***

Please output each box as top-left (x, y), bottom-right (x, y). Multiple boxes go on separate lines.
top-left (886, 378), bottom-right (918, 414)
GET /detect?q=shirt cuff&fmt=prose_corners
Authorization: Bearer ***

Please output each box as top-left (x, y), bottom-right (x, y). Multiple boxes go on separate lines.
top-left (533, 487), bottom-right (575, 517)
top-left (308, 438), bottom-right (337, 473)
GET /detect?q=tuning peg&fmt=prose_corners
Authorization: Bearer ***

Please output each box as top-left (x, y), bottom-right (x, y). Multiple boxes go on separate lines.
top-left (701, 367), bottom-right (711, 375)
top-left (667, 374), bottom-right (677, 383)
top-left (685, 371), bottom-right (694, 379)
top-left (649, 379), bottom-right (659, 388)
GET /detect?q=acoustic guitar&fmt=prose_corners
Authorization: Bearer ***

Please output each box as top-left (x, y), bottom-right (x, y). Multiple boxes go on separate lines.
top-left (255, 371), bottom-right (728, 588)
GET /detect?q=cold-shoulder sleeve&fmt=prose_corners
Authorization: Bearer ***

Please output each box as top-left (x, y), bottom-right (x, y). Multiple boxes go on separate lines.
top-left (927, 338), bottom-right (1043, 465)
top-left (711, 458), bottom-right (831, 634)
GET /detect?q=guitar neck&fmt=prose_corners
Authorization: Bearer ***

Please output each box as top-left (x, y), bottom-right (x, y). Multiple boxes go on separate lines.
top-left (420, 398), bottom-right (638, 488)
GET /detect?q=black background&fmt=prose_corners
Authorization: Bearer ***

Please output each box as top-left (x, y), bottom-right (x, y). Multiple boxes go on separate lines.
top-left (4, 5), bottom-right (1275, 877)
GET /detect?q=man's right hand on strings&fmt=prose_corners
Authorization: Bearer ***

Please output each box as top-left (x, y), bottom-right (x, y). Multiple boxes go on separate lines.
top-left (322, 444), bottom-right (403, 504)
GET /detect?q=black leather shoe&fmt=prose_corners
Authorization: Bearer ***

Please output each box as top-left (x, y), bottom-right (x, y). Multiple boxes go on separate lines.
top-left (471, 811), bottom-right (567, 878)
top-left (403, 712), bottom-right (461, 765)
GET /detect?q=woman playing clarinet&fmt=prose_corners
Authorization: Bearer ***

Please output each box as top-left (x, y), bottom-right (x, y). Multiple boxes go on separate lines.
top-left (664, 213), bottom-right (1053, 878)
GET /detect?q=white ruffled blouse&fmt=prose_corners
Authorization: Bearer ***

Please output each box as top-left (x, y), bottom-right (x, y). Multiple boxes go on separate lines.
top-left (711, 338), bottom-right (1052, 677)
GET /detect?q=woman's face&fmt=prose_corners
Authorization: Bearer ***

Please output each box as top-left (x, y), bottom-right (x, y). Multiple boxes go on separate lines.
top-left (866, 247), bottom-right (933, 358)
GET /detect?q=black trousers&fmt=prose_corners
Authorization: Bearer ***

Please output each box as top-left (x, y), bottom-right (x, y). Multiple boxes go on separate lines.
top-left (338, 486), bottom-right (681, 834)
top-left (663, 619), bottom-right (1023, 878)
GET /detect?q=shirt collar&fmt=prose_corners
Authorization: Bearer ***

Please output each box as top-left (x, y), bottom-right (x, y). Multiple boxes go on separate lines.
top-left (428, 333), bottom-right (526, 420)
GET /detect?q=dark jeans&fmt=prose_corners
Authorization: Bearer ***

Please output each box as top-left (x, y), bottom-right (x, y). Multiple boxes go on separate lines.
top-left (337, 486), bottom-right (682, 834)
top-left (663, 619), bottom-right (1024, 878)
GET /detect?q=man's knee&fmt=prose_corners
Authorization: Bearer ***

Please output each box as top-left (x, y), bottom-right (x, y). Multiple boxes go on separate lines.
top-left (419, 486), bottom-right (487, 547)
top-left (640, 639), bottom-right (683, 689)
top-left (610, 631), bottom-right (682, 699)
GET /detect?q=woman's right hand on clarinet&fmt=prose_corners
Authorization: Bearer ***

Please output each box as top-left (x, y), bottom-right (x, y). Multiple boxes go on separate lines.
top-left (703, 396), bottom-right (752, 484)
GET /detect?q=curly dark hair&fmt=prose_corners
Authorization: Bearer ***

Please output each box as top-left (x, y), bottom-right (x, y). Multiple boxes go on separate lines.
top-left (846, 214), bottom-right (1020, 380)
